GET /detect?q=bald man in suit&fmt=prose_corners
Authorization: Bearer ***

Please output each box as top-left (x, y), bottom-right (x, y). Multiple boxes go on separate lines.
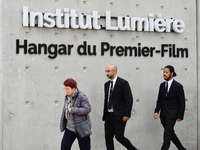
top-left (103, 64), bottom-right (138, 150)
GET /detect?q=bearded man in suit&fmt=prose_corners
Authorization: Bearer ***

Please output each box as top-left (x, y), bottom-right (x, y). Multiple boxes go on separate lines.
top-left (154, 65), bottom-right (186, 150)
top-left (102, 64), bottom-right (138, 150)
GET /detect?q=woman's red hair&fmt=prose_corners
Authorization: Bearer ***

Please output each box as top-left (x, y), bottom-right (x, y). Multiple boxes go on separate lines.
top-left (63, 78), bottom-right (77, 88)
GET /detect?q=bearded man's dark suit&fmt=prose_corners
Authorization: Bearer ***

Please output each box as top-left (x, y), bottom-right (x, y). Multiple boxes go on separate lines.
top-left (155, 79), bottom-right (186, 150)
top-left (102, 77), bottom-right (137, 150)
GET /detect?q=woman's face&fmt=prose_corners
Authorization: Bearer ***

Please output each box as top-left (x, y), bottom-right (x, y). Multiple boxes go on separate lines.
top-left (64, 86), bottom-right (76, 96)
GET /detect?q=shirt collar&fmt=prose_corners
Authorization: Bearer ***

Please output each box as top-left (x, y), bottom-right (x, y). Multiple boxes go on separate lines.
top-left (166, 78), bottom-right (173, 89)
top-left (110, 76), bottom-right (117, 88)
top-left (110, 76), bottom-right (117, 83)
top-left (167, 78), bottom-right (173, 84)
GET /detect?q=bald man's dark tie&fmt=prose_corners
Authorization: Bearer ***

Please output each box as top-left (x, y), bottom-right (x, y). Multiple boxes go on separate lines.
top-left (108, 81), bottom-right (113, 109)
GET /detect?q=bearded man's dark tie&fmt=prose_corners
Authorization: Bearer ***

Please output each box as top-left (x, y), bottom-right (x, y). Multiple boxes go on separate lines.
top-left (165, 81), bottom-right (168, 96)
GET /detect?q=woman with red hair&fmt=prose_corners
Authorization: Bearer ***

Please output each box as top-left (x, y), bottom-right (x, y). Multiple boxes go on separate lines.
top-left (60, 78), bottom-right (92, 150)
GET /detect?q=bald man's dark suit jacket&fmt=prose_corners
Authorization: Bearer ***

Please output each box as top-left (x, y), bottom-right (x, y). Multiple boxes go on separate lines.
top-left (102, 77), bottom-right (133, 121)
top-left (155, 79), bottom-right (185, 120)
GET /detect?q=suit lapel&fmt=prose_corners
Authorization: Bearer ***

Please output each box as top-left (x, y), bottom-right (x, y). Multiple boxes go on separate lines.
top-left (105, 81), bottom-right (110, 97)
top-left (112, 77), bottom-right (119, 94)
top-left (161, 82), bottom-right (166, 96)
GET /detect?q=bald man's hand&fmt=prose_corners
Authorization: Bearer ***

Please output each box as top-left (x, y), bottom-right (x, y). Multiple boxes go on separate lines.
top-left (122, 116), bottom-right (130, 122)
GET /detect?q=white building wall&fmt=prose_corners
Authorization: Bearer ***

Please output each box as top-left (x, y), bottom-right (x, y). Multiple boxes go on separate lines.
top-left (197, 0), bottom-right (200, 149)
top-left (0, 0), bottom-right (2, 149)
top-left (0, 0), bottom-right (198, 150)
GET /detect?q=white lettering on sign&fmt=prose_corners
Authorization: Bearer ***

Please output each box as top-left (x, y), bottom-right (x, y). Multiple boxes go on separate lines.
top-left (22, 6), bottom-right (185, 33)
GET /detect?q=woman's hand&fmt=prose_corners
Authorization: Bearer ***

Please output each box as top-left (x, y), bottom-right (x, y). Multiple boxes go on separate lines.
top-left (68, 108), bottom-right (72, 113)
